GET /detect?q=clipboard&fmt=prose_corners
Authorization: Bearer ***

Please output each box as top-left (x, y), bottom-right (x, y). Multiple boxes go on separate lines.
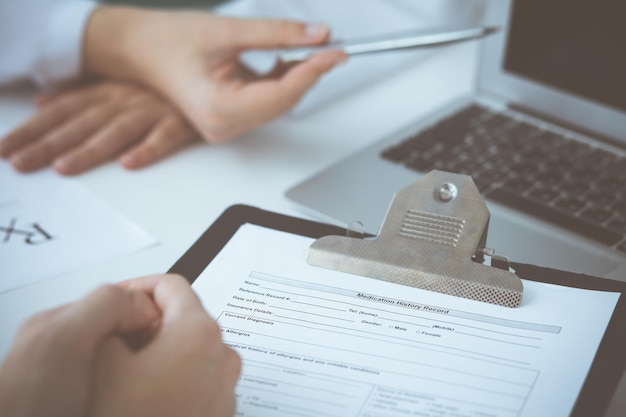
top-left (169, 203), bottom-right (626, 417)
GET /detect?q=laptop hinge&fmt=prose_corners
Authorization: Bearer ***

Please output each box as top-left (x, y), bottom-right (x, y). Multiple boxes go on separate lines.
top-left (507, 103), bottom-right (626, 152)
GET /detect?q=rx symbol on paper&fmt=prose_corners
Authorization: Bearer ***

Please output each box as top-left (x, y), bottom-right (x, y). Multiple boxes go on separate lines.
top-left (1, 218), bottom-right (55, 245)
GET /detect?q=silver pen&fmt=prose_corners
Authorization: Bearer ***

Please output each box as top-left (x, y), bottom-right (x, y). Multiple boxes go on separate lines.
top-left (279, 26), bottom-right (501, 62)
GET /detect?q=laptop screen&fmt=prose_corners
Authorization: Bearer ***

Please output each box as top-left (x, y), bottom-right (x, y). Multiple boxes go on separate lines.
top-left (504, 0), bottom-right (626, 113)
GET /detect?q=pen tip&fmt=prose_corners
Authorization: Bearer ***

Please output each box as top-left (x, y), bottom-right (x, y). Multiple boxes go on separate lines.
top-left (484, 26), bottom-right (502, 36)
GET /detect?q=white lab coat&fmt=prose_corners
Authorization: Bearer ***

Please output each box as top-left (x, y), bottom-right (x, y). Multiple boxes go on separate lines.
top-left (0, 0), bottom-right (97, 89)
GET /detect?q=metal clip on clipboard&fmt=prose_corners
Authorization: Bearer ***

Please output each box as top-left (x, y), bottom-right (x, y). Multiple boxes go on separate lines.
top-left (306, 170), bottom-right (523, 308)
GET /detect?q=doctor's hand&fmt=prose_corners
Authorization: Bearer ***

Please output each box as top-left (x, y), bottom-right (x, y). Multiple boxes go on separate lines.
top-left (84, 7), bottom-right (347, 143)
top-left (0, 80), bottom-right (198, 175)
top-left (90, 274), bottom-right (241, 417)
top-left (0, 284), bottom-right (160, 417)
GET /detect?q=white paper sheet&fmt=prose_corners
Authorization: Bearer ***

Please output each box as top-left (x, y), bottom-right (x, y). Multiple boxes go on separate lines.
top-left (193, 224), bottom-right (620, 417)
top-left (0, 162), bottom-right (157, 293)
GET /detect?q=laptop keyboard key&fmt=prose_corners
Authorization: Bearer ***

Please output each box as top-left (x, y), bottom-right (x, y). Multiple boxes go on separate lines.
top-left (579, 207), bottom-right (614, 224)
top-left (612, 198), bottom-right (626, 214)
top-left (586, 190), bottom-right (618, 207)
top-left (535, 171), bottom-right (565, 188)
top-left (554, 197), bottom-right (588, 213)
top-left (594, 176), bottom-right (625, 193)
top-left (608, 217), bottom-right (626, 235)
top-left (561, 180), bottom-right (590, 196)
top-left (569, 167), bottom-right (601, 183)
top-left (504, 177), bottom-right (535, 193)
top-left (528, 187), bottom-right (561, 204)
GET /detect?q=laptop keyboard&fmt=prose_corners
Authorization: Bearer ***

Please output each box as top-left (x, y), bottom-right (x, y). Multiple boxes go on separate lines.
top-left (381, 104), bottom-right (626, 253)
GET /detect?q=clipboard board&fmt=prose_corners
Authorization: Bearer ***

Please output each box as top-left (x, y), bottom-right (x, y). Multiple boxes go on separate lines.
top-left (169, 203), bottom-right (626, 417)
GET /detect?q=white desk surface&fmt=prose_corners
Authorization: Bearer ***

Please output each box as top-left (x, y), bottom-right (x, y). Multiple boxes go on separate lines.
top-left (0, 42), bottom-right (624, 417)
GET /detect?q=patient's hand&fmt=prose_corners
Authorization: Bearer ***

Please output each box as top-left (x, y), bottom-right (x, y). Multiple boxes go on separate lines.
top-left (0, 283), bottom-right (160, 417)
top-left (0, 80), bottom-right (198, 175)
top-left (0, 273), bottom-right (239, 417)
top-left (91, 274), bottom-right (241, 417)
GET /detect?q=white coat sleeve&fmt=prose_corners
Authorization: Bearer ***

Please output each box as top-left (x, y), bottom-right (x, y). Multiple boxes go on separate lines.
top-left (0, 0), bottom-right (98, 89)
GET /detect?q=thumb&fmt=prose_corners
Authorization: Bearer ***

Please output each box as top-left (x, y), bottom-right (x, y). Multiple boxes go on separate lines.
top-left (232, 49), bottom-right (347, 123)
top-left (226, 17), bottom-right (331, 49)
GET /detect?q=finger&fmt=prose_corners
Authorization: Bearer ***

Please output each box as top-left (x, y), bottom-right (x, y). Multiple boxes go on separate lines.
top-left (223, 345), bottom-right (242, 389)
top-left (263, 59), bottom-right (300, 80)
top-left (225, 18), bottom-right (330, 49)
top-left (119, 274), bottom-right (206, 320)
top-left (0, 88), bottom-right (102, 158)
top-left (36, 79), bottom-right (98, 109)
top-left (53, 105), bottom-right (163, 175)
top-left (13, 304), bottom-right (70, 344)
top-left (9, 102), bottom-right (120, 173)
top-left (119, 113), bottom-right (197, 170)
top-left (271, 50), bottom-right (347, 106)
top-left (57, 285), bottom-right (160, 355)
top-left (227, 50), bottom-right (346, 129)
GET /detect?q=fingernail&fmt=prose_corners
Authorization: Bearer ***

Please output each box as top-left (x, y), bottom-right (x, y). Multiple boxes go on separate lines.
top-left (54, 155), bottom-right (77, 173)
top-left (10, 151), bottom-right (33, 170)
top-left (120, 152), bottom-right (139, 168)
top-left (304, 23), bottom-right (329, 39)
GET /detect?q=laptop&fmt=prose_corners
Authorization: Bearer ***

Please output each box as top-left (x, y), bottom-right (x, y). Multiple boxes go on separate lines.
top-left (286, 0), bottom-right (626, 280)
